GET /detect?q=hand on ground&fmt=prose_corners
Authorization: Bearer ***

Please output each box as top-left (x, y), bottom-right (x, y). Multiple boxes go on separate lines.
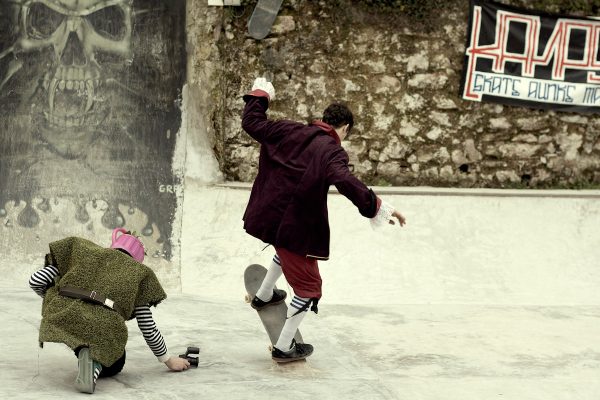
top-left (165, 356), bottom-right (190, 371)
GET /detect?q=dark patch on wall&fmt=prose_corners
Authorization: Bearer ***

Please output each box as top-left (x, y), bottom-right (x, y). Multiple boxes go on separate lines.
top-left (0, 0), bottom-right (186, 258)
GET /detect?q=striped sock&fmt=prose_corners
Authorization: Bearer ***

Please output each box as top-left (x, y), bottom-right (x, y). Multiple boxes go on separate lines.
top-left (256, 254), bottom-right (283, 302)
top-left (274, 295), bottom-right (309, 351)
top-left (93, 364), bottom-right (101, 384)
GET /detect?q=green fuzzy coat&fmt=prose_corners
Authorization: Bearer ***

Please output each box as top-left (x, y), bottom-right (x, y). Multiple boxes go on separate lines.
top-left (38, 237), bottom-right (167, 366)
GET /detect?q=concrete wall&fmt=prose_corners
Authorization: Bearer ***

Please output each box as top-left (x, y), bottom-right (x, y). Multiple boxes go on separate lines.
top-left (180, 184), bottom-right (600, 306)
top-left (3, 0), bottom-right (599, 303)
top-left (0, 0), bottom-right (188, 289)
top-left (179, 2), bottom-right (600, 306)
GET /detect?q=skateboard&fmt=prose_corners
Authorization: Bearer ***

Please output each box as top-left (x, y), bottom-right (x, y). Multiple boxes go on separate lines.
top-left (244, 264), bottom-right (302, 347)
top-left (247, 0), bottom-right (284, 40)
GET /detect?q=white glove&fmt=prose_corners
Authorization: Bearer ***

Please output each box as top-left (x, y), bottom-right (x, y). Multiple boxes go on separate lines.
top-left (251, 77), bottom-right (275, 100)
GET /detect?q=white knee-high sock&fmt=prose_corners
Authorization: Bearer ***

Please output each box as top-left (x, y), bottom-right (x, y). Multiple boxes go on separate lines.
top-left (275, 295), bottom-right (310, 351)
top-left (256, 254), bottom-right (283, 302)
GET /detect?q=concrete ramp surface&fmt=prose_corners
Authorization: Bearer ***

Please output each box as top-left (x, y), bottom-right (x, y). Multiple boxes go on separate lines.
top-left (2, 183), bottom-right (600, 400)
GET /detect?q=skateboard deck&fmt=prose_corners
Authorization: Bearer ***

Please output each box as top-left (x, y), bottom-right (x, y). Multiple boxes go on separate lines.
top-left (247, 0), bottom-right (284, 40)
top-left (244, 264), bottom-right (302, 346)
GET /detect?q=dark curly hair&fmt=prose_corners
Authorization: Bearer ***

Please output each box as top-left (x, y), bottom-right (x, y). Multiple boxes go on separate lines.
top-left (322, 102), bottom-right (354, 135)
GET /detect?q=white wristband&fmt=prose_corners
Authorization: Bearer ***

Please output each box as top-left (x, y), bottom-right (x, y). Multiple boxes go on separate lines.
top-left (158, 353), bottom-right (170, 363)
top-left (370, 200), bottom-right (395, 230)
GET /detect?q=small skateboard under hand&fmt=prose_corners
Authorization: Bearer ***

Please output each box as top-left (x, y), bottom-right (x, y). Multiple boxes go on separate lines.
top-left (244, 264), bottom-right (302, 347)
top-left (247, 0), bottom-right (284, 40)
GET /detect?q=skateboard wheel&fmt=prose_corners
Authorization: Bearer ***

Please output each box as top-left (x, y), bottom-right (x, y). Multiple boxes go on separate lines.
top-left (245, 294), bottom-right (251, 303)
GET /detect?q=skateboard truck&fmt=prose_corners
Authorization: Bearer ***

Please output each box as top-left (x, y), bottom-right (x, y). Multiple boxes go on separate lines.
top-left (179, 346), bottom-right (200, 368)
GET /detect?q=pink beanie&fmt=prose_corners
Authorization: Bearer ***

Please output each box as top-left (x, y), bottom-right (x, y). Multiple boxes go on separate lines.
top-left (110, 227), bottom-right (145, 263)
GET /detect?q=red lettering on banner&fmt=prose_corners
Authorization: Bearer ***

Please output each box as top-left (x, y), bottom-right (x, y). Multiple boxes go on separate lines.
top-left (465, 5), bottom-right (600, 100)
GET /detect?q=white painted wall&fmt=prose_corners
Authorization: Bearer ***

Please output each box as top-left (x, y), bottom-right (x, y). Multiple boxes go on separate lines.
top-left (180, 184), bottom-right (600, 306)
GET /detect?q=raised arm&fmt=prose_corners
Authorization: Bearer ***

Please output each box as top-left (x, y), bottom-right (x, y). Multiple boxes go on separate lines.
top-left (241, 77), bottom-right (287, 144)
top-left (134, 305), bottom-right (189, 371)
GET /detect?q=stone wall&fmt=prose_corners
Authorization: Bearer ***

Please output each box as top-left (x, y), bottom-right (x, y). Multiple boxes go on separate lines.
top-left (190, 0), bottom-right (600, 188)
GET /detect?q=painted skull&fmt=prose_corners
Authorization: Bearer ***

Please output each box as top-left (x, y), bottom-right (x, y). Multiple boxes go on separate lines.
top-left (15, 0), bottom-right (133, 157)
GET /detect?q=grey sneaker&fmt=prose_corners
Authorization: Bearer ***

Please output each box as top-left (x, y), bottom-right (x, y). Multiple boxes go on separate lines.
top-left (75, 348), bottom-right (102, 394)
top-left (271, 339), bottom-right (314, 362)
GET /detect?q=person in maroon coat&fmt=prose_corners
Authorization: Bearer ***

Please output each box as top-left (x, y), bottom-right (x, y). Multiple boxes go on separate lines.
top-left (241, 77), bottom-right (406, 362)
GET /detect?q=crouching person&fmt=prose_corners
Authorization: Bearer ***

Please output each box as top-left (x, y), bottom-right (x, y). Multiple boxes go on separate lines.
top-left (29, 228), bottom-right (190, 394)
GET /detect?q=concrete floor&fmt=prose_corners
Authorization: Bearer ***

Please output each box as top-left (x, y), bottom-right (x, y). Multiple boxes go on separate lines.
top-left (2, 184), bottom-right (600, 399)
top-left (3, 287), bottom-right (600, 399)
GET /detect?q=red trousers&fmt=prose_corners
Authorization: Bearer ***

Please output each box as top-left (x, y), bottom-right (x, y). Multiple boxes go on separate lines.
top-left (275, 247), bottom-right (322, 299)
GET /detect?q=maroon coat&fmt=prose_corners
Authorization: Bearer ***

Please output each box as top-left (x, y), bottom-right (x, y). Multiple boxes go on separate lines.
top-left (241, 93), bottom-right (377, 260)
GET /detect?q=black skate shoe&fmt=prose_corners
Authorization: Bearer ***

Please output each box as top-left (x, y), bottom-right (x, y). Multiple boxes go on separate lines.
top-left (251, 289), bottom-right (287, 310)
top-left (271, 339), bottom-right (314, 363)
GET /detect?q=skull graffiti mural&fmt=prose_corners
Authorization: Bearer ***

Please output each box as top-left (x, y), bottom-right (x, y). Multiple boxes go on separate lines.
top-left (10, 0), bottom-right (133, 157)
top-left (0, 0), bottom-right (186, 268)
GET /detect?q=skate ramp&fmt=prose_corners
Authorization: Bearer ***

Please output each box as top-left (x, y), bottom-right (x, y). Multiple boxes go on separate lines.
top-left (2, 182), bottom-right (600, 400)
top-left (180, 183), bottom-right (600, 306)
